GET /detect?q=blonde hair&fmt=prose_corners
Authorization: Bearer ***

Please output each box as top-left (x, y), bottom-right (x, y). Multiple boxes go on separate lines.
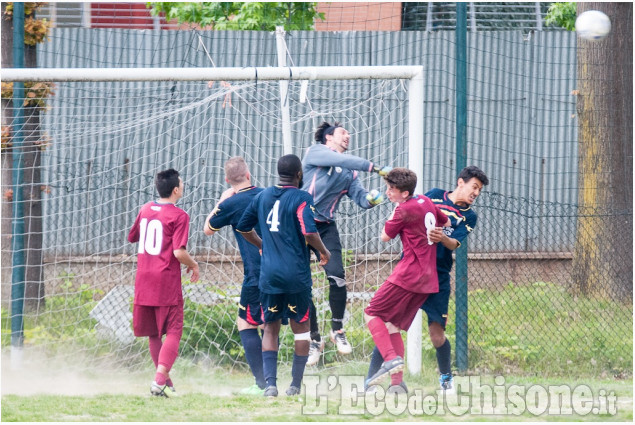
top-left (225, 157), bottom-right (249, 185)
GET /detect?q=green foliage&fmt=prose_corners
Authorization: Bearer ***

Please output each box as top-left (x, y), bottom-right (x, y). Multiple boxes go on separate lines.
top-left (545, 2), bottom-right (577, 31)
top-left (23, 274), bottom-right (104, 347)
top-left (468, 282), bottom-right (632, 377)
top-left (147, 2), bottom-right (325, 30)
top-left (1, 307), bottom-right (10, 346)
top-left (181, 298), bottom-right (242, 362)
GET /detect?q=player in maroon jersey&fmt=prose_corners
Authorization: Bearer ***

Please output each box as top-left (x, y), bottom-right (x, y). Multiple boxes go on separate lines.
top-left (364, 168), bottom-right (450, 390)
top-left (128, 168), bottom-right (200, 397)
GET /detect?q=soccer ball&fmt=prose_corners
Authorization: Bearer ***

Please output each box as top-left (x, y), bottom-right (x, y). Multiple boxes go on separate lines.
top-left (575, 10), bottom-right (611, 41)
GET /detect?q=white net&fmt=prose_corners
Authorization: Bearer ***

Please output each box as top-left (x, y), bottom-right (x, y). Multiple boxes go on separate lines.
top-left (2, 73), bottom-right (413, 371)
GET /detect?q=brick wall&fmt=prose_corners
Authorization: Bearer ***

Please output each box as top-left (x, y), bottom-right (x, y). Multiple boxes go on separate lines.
top-left (315, 2), bottom-right (402, 31)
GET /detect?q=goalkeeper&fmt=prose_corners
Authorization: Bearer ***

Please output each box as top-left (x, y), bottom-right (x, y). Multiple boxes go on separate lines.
top-left (301, 120), bottom-right (391, 365)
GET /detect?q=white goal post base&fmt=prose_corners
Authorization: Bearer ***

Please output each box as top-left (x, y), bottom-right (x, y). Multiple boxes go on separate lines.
top-left (2, 65), bottom-right (425, 375)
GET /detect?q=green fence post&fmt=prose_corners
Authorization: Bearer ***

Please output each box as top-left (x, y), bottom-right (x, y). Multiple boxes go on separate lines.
top-left (11, 2), bottom-right (26, 354)
top-left (455, 2), bottom-right (469, 373)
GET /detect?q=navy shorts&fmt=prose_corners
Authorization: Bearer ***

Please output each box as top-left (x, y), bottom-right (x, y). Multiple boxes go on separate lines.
top-left (421, 273), bottom-right (451, 329)
top-left (238, 285), bottom-right (263, 326)
top-left (260, 289), bottom-right (312, 324)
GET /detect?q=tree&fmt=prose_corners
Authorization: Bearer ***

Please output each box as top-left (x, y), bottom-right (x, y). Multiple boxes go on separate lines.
top-left (1, 2), bottom-right (52, 312)
top-left (574, 2), bottom-right (632, 300)
top-left (147, 2), bottom-right (325, 31)
top-left (546, 3), bottom-right (633, 300)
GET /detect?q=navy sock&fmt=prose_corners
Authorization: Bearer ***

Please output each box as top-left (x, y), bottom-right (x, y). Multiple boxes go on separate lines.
top-left (262, 350), bottom-right (278, 388)
top-left (290, 354), bottom-right (309, 388)
top-left (367, 346), bottom-right (384, 383)
top-left (329, 284), bottom-right (347, 331)
top-left (239, 329), bottom-right (265, 389)
top-left (436, 339), bottom-right (452, 375)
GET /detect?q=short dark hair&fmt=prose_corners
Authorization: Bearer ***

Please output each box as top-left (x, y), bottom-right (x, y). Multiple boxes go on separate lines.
top-left (277, 154), bottom-right (302, 179)
top-left (458, 165), bottom-right (489, 186)
top-left (155, 168), bottom-right (180, 198)
top-left (384, 167), bottom-right (417, 196)
top-left (314, 121), bottom-right (342, 144)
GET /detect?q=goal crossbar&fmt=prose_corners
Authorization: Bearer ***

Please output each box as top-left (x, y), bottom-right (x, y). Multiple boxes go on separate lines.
top-left (3, 65), bottom-right (426, 375)
top-left (1, 65), bottom-right (422, 82)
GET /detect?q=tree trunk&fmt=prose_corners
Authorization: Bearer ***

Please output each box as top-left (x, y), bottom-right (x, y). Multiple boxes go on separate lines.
top-left (22, 39), bottom-right (45, 312)
top-left (0, 6), bottom-right (46, 312)
top-left (574, 2), bottom-right (633, 301)
top-left (1, 3), bottom-right (14, 309)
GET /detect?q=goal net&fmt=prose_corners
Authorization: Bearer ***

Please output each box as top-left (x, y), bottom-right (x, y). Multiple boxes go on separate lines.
top-left (1, 66), bottom-right (423, 373)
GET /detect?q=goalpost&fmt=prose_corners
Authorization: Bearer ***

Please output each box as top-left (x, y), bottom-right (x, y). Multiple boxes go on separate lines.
top-left (2, 65), bottom-right (426, 375)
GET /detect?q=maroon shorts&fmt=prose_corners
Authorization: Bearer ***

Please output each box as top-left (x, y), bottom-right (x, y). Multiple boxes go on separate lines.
top-left (133, 301), bottom-right (184, 338)
top-left (365, 282), bottom-right (429, 331)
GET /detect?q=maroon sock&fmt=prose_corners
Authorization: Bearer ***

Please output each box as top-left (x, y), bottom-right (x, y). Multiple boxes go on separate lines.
top-left (367, 317), bottom-right (396, 361)
top-left (157, 333), bottom-right (180, 383)
top-left (148, 336), bottom-right (162, 368)
top-left (390, 332), bottom-right (404, 385)
top-left (154, 371), bottom-right (167, 386)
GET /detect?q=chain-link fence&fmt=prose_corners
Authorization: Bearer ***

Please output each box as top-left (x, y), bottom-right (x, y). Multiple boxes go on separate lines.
top-left (1, 6), bottom-right (631, 377)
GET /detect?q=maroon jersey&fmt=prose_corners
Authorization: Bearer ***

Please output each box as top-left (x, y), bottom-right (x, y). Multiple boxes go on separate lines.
top-left (128, 201), bottom-right (190, 306)
top-left (384, 194), bottom-right (447, 294)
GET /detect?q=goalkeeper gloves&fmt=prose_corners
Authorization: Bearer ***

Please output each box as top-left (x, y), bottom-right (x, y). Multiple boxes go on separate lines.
top-left (366, 189), bottom-right (384, 206)
top-left (373, 165), bottom-right (393, 176)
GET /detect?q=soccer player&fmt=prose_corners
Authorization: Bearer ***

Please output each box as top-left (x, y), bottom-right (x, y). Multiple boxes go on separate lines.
top-left (364, 168), bottom-right (449, 390)
top-left (203, 157), bottom-right (265, 395)
top-left (236, 154), bottom-right (330, 397)
top-left (366, 165), bottom-right (489, 392)
top-left (301, 120), bottom-right (391, 365)
top-left (127, 168), bottom-right (200, 397)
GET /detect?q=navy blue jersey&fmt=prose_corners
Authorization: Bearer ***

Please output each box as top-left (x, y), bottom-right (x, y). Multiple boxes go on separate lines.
top-left (425, 188), bottom-right (478, 275)
top-left (236, 185), bottom-right (318, 294)
top-left (208, 186), bottom-right (263, 287)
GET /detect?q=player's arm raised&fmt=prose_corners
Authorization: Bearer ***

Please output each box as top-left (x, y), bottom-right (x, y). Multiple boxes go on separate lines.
top-left (204, 187), bottom-right (236, 236)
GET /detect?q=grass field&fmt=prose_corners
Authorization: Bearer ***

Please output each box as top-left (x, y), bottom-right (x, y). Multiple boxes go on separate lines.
top-left (1, 281), bottom-right (632, 421)
top-left (1, 353), bottom-right (632, 422)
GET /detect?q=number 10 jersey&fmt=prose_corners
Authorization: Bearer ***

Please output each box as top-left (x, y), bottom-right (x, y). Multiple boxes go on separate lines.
top-left (128, 201), bottom-right (190, 306)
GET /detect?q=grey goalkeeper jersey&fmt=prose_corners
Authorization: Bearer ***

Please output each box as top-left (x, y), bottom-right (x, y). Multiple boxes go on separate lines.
top-left (301, 143), bottom-right (376, 223)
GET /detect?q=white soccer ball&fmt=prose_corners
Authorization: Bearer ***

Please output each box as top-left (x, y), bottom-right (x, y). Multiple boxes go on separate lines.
top-left (575, 10), bottom-right (611, 41)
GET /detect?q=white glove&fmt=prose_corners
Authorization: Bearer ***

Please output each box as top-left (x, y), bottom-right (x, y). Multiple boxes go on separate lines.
top-left (366, 189), bottom-right (384, 206)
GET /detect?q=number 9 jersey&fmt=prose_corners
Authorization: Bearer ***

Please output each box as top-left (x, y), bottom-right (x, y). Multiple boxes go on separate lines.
top-left (236, 185), bottom-right (318, 294)
top-left (128, 201), bottom-right (190, 306)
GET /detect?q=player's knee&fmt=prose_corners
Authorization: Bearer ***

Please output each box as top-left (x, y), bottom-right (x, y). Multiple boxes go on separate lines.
top-left (236, 316), bottom-right (258, 331)
top-left (386, 322), bottom-right (400, 333)
top-left (428, 325), bottom-right (446, 347)
top-left (293, 331), bottom-right (311, 341)
top-left (328, 275), bottom-right (347, 288)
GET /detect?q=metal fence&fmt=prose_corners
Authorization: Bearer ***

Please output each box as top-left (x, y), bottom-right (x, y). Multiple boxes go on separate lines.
top-left (1, 25), bottom-right (631, 375)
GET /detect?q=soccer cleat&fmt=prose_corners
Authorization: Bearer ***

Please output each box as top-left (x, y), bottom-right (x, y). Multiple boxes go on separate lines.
top-left (439, 373), bottom-right (454, 393)
top-left (364, 385), bottom-right (379, 396)
top-left (263, 386), bottom-right (279, 397)
top-left (366, 356), bottom-right (404, 387)
top-left (387, 381), bottom-right (408, 395)
top-left (151, 381), bottom-right (178, 398)
top-left (330, 329), bottom-right (352, 355)
top-left (285, 385), bottom-right (301, 396)
top-left (306, 339), bottom-right (324, 366)
top-left (238, 384), bottom-right (265, 396)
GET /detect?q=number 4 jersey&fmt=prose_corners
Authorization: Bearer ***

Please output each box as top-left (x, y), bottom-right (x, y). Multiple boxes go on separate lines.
top-left (128, 201), bottom-right (190, 306)
top-left (236, 185), bottom-right (317, 294)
